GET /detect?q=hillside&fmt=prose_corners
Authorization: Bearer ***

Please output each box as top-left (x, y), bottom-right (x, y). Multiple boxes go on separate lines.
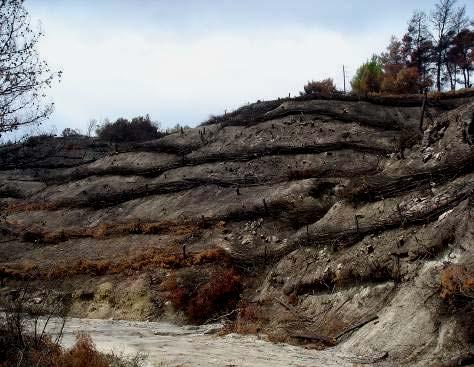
top-left (1, 91), bottom-right (473, 366)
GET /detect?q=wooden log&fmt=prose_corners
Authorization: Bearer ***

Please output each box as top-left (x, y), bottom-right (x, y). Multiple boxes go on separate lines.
top-left (335, 315), bottom-right (379, 340)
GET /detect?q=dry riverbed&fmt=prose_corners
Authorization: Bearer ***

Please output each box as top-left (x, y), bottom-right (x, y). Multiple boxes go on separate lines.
top-left (42, 317), bottom-right (363, 366)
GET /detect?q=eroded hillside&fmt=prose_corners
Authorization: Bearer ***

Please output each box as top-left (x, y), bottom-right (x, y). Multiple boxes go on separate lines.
top-left (1, 92), bottom-right (473, 366)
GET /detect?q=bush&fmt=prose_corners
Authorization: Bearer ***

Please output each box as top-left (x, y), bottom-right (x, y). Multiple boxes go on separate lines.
top-left (96, 115), bottom-right (162, 142)
top-left (301, 78), bottom-right (337, 97)
top-left (61, 128), bottom-right (81, 137)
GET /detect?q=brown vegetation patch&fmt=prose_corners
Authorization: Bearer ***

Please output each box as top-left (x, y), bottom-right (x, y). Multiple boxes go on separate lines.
top-left (1, 247), bottom-right (229, 280)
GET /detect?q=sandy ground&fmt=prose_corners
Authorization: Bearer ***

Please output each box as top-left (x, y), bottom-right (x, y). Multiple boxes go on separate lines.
top-left (41, 318), bottom-right (360, 367)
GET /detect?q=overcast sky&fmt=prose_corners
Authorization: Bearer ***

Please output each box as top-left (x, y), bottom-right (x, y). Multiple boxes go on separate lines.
top-left (19, 0), bottom-right (472, 136)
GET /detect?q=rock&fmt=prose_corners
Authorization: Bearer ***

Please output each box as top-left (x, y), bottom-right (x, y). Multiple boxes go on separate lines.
top-left (241, 235), bottom-right (253, 246)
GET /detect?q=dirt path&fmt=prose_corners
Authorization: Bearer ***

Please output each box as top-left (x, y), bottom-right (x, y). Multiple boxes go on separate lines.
top-left (49, 318), bottom-right (359, 367)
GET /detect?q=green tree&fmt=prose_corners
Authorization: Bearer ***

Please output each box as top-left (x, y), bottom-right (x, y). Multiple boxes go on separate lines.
top-left (351, 56), bottom-right (383, 94)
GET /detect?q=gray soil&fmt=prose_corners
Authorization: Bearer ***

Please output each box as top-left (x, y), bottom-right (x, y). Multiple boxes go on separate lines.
top-left (1, 91), bottom-right (474, 366)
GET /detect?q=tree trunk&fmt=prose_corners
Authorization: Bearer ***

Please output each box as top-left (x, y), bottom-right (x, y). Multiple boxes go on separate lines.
top-left (436, 56), bottom-right (442, 92)
top-left (445, 61), bottom-right (455, 91)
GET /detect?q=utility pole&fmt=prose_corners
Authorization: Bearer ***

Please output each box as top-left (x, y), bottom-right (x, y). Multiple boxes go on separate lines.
top-left (343, 65), bottom-right (346, 93)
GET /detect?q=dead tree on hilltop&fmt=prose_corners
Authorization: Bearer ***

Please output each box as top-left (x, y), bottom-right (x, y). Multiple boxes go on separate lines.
top-left (0, 0), bottom-right (61, 139)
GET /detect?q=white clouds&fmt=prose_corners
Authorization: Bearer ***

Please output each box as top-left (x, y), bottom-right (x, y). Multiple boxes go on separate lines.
top-left (35, 14), bottom-right (391, 133)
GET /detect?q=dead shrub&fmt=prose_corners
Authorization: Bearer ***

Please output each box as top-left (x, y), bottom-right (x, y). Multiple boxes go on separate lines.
top-left (93, 223), bottom-right (109, 239)
top-left (301, 79), bottom-right (337, 97)
top-left (55, 333), bottom-right (109, 367)
top-left (13, 219), bottom-right (202, 246)
top-left (161, 267), bottom-right (242, 324)
top-left (230, 301), bottom-right (262, 335)
top-left (193, 247), bottom-right (229, 264)
top-left (440, 264), bottom-right (474, 301)
top-left (21, 230), bottom-right (45, 243)
top-left (0, 286), bottom-right (67, 367)
top-left (186, 268), bottom-right (241, 323)
top-left (139, 222), bottom-right (162, 234)
top-left (0, 285), bottom-right (146, 366)
top-left (43, 230), bottom-right (68, 244)
top-left (160, 268), bottom-right (204, 313)
top-left (287, 169), bottom-right (313, 181)
top-left (0, 331), bottom-right (146, 367)
top-left (6, 201), bottom-right (56, 213)
top-left (159, 273), bottom-right (187, 309)
top-left (287, 292), bottom-right (298, 306)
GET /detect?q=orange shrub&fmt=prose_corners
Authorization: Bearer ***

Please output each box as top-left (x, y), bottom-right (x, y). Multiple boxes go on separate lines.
top-left (301, 78), bottom-right (337, 97)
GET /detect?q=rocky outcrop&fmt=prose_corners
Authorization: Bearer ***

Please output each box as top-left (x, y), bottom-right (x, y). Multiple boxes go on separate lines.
top-left (1, 92), bottom-right (473, 366)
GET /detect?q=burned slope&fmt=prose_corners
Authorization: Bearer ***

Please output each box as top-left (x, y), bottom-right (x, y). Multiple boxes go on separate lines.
top-left (0, 93), bottom-right (473, 366)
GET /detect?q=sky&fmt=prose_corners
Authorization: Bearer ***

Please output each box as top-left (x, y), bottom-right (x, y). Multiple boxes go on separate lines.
top-left (9, 0), bottom-right (472, 137)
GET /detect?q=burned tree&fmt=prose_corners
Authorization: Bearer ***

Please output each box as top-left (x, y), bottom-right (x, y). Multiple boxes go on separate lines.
top-left (0, 0), bottom-right (60, 138)
top-left (429, 0), bottom-right (466, 91)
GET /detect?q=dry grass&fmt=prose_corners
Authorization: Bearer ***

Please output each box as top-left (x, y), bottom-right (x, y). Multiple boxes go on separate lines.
top-left (2, 247), bottom-right (229, 280)
top-left (14, 219), bottom-right (202, 244)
